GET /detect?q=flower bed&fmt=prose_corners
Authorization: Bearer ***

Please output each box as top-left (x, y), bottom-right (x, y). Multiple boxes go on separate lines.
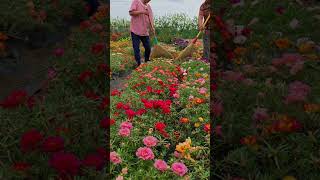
top-left (110, 59), bottom-right (210, 179)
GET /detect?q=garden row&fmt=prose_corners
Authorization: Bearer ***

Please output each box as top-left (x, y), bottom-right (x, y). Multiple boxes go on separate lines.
top-left (110, 57), bottom-right (210, 179)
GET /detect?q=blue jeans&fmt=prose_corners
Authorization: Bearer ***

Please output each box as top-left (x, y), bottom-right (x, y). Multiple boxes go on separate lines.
top-left (131, 32), bottom-right (151, 65)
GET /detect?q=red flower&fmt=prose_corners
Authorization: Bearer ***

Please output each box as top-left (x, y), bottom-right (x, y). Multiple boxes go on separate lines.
top-left (204, 124), bottom-right (210, 133)
top-left (20, 129), bottom-right (43, 152)
top-left (82, 153), bottom-right (105, 171)
top-left (53, 48), bottom-right (64, 57)
top-left (80, 20), bottom-right (91, 30)
top-left (227, 51), bottom-right (235, 61)
top-left (122, 104), bottom-right (130, 110)
top-left (136, 108), bottom-right (147, 116)
top-left (91, 43), bottom-right (105, 54)
top-left (111, 89), bottom-right (120, 96)
top-left (0, 90), bottom-right (28, 109)
top-left (12, 162), bottom-right (31, 172)
top-left (84, 91), bottom-right (100, 101)
top-left (97, 63), bottom-right (109, 74)
top-left (42, 136), bottom-right (65, 152)
top-left (99, 96), bottom-right (109, 110)
top-left (125, 109), bottom-right (136, 119)
top-left (100, 117), bottom-right (115, 128)
top-left (161, 106), bottom-right (171, 114)
top-left (49, 152), bottom-right (81, 177)
top-left (90, 24), bottom-right (104, 33)
top-left (96, 147), bottom-right (108, 160)
top-left (144, 101), bottom-right (153, 109)
top-left (78, 70), bottom-right (93, 83)
top-left (211, 83), bottom-right (217, 92)
top-left (146, 86), bottom-right (153, 93)
top-left (155, 122), bottom-right (166, 131)
top-left (116, 102), bottom-right (124, 110)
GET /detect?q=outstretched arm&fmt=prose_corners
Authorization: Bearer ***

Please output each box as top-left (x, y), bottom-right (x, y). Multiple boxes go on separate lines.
top-left (198, 8), bottom-right (204, 30)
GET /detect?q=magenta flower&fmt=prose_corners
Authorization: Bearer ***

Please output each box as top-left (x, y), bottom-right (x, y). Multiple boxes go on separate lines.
top-left (110, 151), bottom-right (122, 164)
top-left (171, 162), bottom-right (188, 176)
top-left (143, 136), bottom-right (158, 147)
top-left (136, 147), bottom-right (155, 160)
top-left (154, 159), bottom-right (168, 172)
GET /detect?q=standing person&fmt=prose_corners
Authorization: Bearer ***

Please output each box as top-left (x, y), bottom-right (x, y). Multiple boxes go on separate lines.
top-left (129, 0), bottom-right (155, 67)
top-left (198, 0), bottom-right (211, 60)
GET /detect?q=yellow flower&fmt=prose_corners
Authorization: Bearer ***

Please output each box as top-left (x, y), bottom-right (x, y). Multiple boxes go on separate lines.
top-left (198, 117), bottom-right (204, 122)
top-left (251, 42), bottom-right (261, 49)
top-left (194, 122), bottom-right (200, 127)
top-left (275, 38), bottom-right (290, 49)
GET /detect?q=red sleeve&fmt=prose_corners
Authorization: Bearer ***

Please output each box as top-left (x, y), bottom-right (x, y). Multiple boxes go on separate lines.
top-left (129, 0), bottom-right (137, 12)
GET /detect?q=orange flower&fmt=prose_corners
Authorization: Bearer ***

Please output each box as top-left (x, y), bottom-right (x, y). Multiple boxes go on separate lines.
top-left (304, 103), bottom-right (320, 113)
top-left (180, 117), bottom-right (189, 124)
top-left (194, 98), bottom-right (205, 104)
top-left (275, 38), bottom-right (290, 49)
top-left (234, 47), bottom-right (247, 56)
top-left (240, 135), bottom-right (257, 145)
top-left (298, 42), bottom-right (314, 54)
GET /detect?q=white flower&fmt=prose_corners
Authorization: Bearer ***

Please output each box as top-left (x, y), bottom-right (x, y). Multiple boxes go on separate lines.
top-left (289, 18), bottom-right (299, 29)
top-left (233, 35), bottom-right (247, 44)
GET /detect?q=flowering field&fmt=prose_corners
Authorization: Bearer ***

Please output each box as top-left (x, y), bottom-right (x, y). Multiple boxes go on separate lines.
top-left (110, 16), bottom-right (210, 179)
top-left (0, 4), bottom-right (108, 179)
top-left (213, 0), bottom-right (320, 179)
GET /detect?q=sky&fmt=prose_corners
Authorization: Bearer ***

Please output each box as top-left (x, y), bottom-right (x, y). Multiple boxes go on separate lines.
top-left (110, 0), bottom-right (205, 19)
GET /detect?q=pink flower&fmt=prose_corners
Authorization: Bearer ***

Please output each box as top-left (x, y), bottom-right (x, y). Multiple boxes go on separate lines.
top-left (174, 151), bottom-right (181, 158)
top-left (197, 78), bottom-right (206, 85)
top-left (154, 159), bottom-right (168, 172)
top-left (118, 128), bottom-right (131, 137)
top-left (252, 108), bottom-right (269, 122)
top-left (284, 81), bottom-right (311, 104)
top-left (173, 93), bottom-right (180, 98)
top-left (290, 62), bottom-right (304, 75)
top-left (188, 95), bottom-right (194, 100)
top-left (120, 122), bottom-right (133, 130)
top-left (116, 175), bottom-right (124, 180)
top-left (53, 48), bottom-right (64, 57)
top-left (199, 87), bottom-right (207, 94)
top-left (171, 162), bottom-right (188, 177)
top-left (136, 147), bottom-right (155, 160)
top-left (110, 151), bottom-right (122, 164)
top-left (143, 136), bottom-right (158, 147)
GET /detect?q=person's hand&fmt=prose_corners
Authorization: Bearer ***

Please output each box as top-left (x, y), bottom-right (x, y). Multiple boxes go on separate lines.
top-left (199, 24), bottom-right (205, 31)
top-left (141, 8), bottom-right (149, 15)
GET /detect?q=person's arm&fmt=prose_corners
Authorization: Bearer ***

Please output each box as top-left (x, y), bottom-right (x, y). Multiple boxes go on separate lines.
top-left (198, 6), bottom-right (204, 30)
top-left (129, 10), bottom-right (148, 16)
top-left (148, 6), bottom-right (155, 34)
